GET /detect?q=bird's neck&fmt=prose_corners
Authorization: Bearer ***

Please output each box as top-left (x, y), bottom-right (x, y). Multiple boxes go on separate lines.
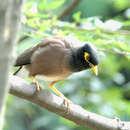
top-left (69, 48), bottom-right (89, 72)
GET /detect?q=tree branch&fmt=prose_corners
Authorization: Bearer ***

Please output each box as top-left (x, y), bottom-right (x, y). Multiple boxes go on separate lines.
top-left (9, 75), bottom-right (130, 130)
top-left (58, 0), bottom-right (81, 20)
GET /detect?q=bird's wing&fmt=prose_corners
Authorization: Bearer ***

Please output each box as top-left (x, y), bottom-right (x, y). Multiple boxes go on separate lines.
top-left (52, 35), bottom-right (84, 48)
top-left (14, 37), bottom-right (66, 66)
top-left (64, 35), bottom-right (84, 48)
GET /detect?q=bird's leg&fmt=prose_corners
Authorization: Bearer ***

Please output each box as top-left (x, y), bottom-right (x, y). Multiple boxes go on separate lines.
top-left (30, 76), bottom-right (42, 91)
top-left (49, 81), bottom-right (72, 114)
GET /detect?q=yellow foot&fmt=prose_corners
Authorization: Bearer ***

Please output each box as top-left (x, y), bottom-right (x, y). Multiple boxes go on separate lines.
top-left (49, 82), bottom-right (72, 114)
top-left (62, 96), bottom-right (72, 114)
top-left (30, 76), bottom-right (42, 91)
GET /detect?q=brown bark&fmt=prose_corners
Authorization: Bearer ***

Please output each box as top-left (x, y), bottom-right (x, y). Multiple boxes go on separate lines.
top-left (9, 75), bottom-right (130, 130)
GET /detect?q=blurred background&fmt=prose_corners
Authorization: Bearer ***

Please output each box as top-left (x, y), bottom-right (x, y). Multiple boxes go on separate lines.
top-left (4, 0), bottom-right (130, 130)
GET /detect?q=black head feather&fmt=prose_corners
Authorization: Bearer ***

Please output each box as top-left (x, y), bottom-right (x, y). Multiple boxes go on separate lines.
top-left (69, 42), bottom-right (99, 72)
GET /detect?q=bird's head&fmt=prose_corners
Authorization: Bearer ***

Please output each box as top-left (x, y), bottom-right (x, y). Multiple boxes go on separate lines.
top-left (70, 42), bottom-right (99, 75)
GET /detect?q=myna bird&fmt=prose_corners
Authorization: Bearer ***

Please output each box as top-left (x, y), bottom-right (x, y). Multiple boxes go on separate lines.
top-left (14, 36), bottom-right (99, 113)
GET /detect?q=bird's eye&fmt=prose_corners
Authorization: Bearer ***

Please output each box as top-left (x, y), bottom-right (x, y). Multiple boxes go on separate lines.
top-left (84, 52), bottom-right (90, 62)
top-left (84, 52), bottom-right (92, 66)
top-left (84, 52), bottom-right (98, 75)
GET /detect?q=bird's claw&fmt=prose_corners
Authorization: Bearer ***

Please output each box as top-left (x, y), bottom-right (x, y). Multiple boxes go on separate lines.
top-left (30, 76), bottom-right (43, 91)
top-left (36, 84), bottom-right (43, 91)
top-left (32, 82), bottom-right (43, 91)
top-left (62, 96), bottom-right (72, 114)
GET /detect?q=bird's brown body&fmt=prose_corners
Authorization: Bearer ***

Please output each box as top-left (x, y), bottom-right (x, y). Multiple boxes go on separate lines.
top-left (15, 36), bottom-right (88, 81)
top-left (14, 36), bottom-right (99, 113)
top-left (25, 37), bottom-right (73, 82)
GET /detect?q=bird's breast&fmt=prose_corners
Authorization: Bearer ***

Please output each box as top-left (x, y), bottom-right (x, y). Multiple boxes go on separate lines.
top-left (36, 72), bottom-right (72, 82)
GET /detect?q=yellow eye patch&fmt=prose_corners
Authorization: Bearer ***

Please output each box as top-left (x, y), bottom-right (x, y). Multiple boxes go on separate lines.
top-left (84, 52), bottom-right (98, 75)
top-left (84, 52), bottom-right (90, 62)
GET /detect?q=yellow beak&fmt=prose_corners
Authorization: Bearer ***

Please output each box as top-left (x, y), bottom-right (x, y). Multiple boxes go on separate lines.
top-left (91, 65), bottom-right (98, 76)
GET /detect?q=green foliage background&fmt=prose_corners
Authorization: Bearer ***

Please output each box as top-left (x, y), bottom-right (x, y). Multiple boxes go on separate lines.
top-left (4, 0), bottom-right (130, 130)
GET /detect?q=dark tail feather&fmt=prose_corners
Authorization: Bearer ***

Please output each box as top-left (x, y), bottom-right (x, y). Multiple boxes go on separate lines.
top-left (13, 66), bottom-right (23, 75)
